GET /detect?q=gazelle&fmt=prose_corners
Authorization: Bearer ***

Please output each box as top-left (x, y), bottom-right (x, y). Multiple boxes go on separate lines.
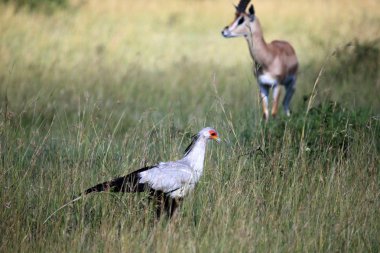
top-left (221, 0), bottom-right (298, 120)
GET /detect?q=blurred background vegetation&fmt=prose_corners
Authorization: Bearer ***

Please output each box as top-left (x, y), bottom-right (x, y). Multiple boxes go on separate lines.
top-left (0, 0), bottom-right (379, 252)
top-left (1, 0), bottom-right (67, 11)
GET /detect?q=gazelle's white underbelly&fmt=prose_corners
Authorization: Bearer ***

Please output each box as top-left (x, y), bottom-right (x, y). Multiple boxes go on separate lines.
top-left (258, 73), bottom-right (278, 87)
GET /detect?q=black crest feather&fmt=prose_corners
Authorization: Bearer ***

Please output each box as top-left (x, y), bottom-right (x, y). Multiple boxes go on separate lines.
top-left (184, 133), bottom-right (200, 156)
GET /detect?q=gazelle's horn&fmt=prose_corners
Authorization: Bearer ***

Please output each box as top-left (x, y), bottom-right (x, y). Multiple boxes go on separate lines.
top-left (235, 0), bottom-right (250, 13)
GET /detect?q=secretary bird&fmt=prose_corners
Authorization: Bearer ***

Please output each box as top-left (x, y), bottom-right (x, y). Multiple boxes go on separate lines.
top-left (44, 127), bottom-right (220, 223)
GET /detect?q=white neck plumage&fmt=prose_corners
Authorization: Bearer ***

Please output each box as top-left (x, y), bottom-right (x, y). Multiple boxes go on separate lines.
top-left (181, 136), bottom-right (208, 176)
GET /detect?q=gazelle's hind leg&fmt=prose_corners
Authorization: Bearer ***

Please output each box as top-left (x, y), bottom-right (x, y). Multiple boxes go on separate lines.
top-left (283, 75), bottom-right (296, 116)
top-left (271, 85), bottom-right (281, 118)
top-left (259, 84), bottom-right (270, 121)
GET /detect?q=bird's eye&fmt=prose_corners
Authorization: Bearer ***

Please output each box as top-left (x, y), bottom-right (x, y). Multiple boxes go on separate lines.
top-left (210, 132), bottom-right (217, 136)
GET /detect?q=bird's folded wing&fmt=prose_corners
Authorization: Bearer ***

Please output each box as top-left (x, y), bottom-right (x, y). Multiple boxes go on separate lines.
top-left (138, 162), bottom-right (194, 194)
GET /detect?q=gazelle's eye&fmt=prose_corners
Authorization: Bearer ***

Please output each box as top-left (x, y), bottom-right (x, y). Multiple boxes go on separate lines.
top-left (237, 16), bottom-right (245, 25)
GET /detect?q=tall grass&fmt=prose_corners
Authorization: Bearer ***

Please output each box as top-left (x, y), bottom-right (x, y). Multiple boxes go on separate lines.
top-left (1, 0), bottom-right (379, 252)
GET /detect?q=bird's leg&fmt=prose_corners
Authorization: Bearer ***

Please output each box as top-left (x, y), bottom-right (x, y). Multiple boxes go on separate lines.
top-left (164, 197), bottom-right (175, 218)
top-left (166, 198), bottom-right (182, 219)
top-left (153, 192), bottom-right (165, 220)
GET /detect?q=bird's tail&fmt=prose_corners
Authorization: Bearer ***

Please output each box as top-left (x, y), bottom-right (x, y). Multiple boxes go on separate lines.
top-left (42, 177), bottom-right (131, 224)
top-left (82, 172), bottom-right (144, 195)
top-left (42, 180), bottom-right (120, 224)
top-left (43, 166), bottom-right (153, 224)
top-left (43, 196), bottom-right (82, 224)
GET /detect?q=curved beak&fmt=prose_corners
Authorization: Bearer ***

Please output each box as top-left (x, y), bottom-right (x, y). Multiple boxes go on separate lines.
top-left (212, 135), bottom-right (221, 143)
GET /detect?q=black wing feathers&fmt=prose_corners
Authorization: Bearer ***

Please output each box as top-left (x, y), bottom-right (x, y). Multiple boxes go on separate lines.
top-left (83, 166), bottom-right (155, 195)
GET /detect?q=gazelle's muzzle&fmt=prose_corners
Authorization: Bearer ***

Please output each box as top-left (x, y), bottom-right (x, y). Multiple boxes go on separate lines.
top-left (221, 26), bottom-right (233, 38)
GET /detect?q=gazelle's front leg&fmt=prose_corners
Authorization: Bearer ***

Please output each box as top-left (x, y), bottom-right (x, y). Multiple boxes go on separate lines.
top-left (271, 85), bottom-right (281, 118)
top-left (283, 75), bottom-right (296, 116)
top-left (259, 84), bottom-right (270, 121)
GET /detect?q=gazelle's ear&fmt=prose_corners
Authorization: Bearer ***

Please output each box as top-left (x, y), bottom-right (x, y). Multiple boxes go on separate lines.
top-left (248, 4), bottom-right (255, 21)
top-left (248, 4), bottom-right (255, 15)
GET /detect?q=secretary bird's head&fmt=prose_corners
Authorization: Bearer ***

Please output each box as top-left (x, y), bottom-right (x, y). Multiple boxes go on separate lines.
top-left (199, 127), bottom-right (220, 142)
top-left (200, 127), bottom-right (220, 142)
top-left (184, 127), bottom-right (220, 156)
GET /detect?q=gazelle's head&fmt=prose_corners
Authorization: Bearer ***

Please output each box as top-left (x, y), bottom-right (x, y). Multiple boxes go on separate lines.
top-left (221, 0), bottom-right (256, 38)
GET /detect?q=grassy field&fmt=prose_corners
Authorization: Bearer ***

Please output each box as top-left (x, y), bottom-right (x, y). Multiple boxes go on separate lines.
top-left (1, 0), bottom-right (379, 252)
